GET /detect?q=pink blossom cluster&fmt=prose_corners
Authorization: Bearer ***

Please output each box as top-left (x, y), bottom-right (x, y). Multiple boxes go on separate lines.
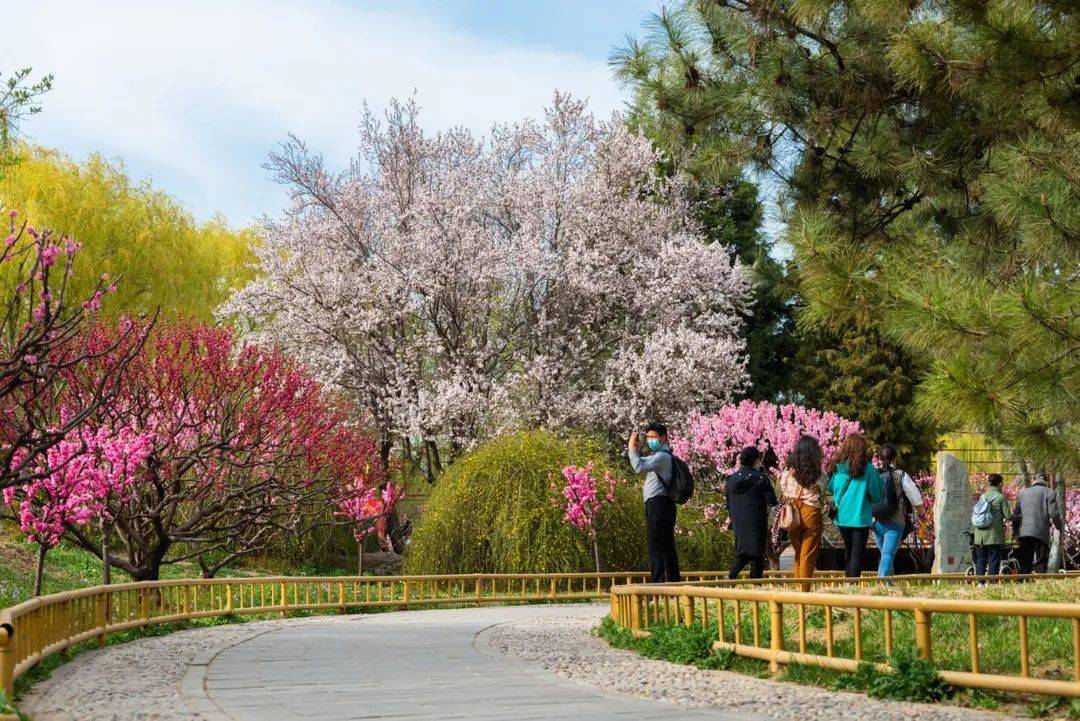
top-left (552, 463), bottom-right (619, 535)
top-left (336, 482), bottom-right (403, 543)
top-left (672, 400), bottom-right (862, 481)
top-left (3, 424), bottom-right (152, 547)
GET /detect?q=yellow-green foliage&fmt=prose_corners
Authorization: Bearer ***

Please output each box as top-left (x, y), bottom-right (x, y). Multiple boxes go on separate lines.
top-left (0, 145), bottom-right (256, 319)
top-left (405, 430), bottom-right (733, 574)
top-left (940, 431), bottom-right (1017, 478)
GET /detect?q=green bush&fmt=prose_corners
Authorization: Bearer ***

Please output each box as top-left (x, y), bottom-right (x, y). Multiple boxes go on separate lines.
top-left (835, 650), bottom-right (952, 703)
top-left (405, 430), bottom-right (732, 574)
top-left (596, 616), bottom-right (732, 670)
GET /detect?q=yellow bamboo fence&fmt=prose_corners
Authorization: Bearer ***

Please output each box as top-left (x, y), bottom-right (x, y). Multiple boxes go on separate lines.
top-left (0, 570), bottom-right (732, 697)
top-left (610, 578), bottom-right (1080, 698)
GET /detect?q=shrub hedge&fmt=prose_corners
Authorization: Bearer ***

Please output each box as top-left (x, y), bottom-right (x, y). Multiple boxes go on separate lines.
top-left (404, 430), bottom-right (732, 574)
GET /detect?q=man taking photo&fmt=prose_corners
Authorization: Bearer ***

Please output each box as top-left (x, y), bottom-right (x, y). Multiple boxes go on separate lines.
top-left (628, 423), bottom-right (681, 583)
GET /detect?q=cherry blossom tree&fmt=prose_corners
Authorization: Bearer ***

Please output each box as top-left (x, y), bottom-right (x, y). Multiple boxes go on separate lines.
top-left (0, 209), bottom-right (149, 492)
top-left (551, 463), bottom-right (621, 573)
top-left (2, 423), bottom-right (152, 594)
top-left (672, 400), bottom-right (862, 567)
top-left (335, 482), bottom-right (403, 574)
top-left (46, 320), bottom-right (385, 581)
top-left (673, 401), bottom-right (862, 481)
top-left (221, 94), bottom-right (751, 470)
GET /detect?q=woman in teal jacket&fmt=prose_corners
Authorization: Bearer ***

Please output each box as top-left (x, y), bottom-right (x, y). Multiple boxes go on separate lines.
top-left (827, 433), bottom-right (883, 577)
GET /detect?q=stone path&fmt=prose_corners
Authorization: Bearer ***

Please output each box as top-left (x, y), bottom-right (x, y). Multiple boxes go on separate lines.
top-left (191, 605), bottom-right (756, 720)
top-left (20, 603), bottom-right (1016, 721)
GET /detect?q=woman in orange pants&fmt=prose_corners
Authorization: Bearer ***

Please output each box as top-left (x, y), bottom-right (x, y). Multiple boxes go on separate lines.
top-left (780, 436), bottom-right (825, 591)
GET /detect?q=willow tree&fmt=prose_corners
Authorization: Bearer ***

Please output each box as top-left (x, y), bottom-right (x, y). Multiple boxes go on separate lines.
top-left (615, 0), bottom-right (1079, 470)
top-left (0, 146), bottom-right (257, 319)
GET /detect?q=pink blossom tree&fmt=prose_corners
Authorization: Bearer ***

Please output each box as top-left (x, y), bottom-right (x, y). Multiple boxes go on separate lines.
top-left (221, 94), bottom-right (751, 472)
top-left (3, 423), bottom-right (152, 594)
top-left (551, 463), bottom-right (620, 572)
top-left (672, 400), bottom-right (862, 566)
top-left (0, 210), bottom-right (149, 492)
top-left (335, 482), bottom-right (403, 574)
top-left (20, 320), bottom-right (387, 581)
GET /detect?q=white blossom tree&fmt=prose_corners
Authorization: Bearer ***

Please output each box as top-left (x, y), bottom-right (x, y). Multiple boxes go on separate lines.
top-left (221, 94), bottom-right (751, 467)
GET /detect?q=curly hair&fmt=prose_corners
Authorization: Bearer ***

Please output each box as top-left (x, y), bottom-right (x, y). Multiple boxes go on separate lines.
top-left (827, 432), bottom-right (868, 479)
top-left (787, 435), bottom-right (824, 488)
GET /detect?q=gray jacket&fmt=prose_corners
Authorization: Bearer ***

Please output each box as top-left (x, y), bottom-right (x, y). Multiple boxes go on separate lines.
top-left (1014, 479), bottom-right (1062, 544)
top-left (628, 445), bottom-right (672, 502)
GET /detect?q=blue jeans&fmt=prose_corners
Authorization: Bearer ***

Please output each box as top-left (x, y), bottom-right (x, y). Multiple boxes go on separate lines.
top-left (872, 521), bottom-right (905, 577)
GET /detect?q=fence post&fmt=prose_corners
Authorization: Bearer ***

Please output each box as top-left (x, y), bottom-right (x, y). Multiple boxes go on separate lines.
top-left (226, 584), bottom-right (234, 613)
top-left (679, 595), bottom-right (694, 626)
top-left (769, 600), bottom-right (784, 674)
top-left (914, 609), bottom-right (933, 661)
top-left (402, 581), bottom-right (410, 610)
top-left (630, 592), bottom-right (642, 634)
top-left (96, 591), bottom-right (107, 648)
top-left (0, 620), bottom-right (13, 700)
top-left (280, 581), bottom-right (288, 618)
top-left (474, 578), bottom-right (482, 604)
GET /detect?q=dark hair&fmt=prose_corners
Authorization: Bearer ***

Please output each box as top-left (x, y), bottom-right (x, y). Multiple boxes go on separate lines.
top-left (739, 445), bottom-right (761, 467)
top-left (787, 435), bottom-right (824, 488)
top-left (761, 441), bottom-right (779, 474)
top-left (827, 433), bottom-right (868, 479)
top-left (645, 421), bottom-right (668, 437)
top-left (876, 443), bottom-right (899, 469)
top-left (988, 473), bottom-right (1003, 487)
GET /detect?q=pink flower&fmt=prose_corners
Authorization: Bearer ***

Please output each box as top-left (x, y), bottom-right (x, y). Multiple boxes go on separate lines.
top-left (552, 464), bottom-right (621, 534)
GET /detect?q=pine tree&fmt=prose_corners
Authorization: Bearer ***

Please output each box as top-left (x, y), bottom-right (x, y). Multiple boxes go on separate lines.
top-left (795, 328), bottom-right (940, 471)
top-left (614, 0), bottom-right (1079, 470)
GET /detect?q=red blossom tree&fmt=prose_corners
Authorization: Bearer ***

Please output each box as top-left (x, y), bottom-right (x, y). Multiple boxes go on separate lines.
top-left (47, 320), bottom-right (385, 580)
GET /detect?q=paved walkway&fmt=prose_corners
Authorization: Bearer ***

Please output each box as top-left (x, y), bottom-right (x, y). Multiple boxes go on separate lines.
top-left (187, 605), bottom-right (759, 721)
top-left (23, 603), bottom-right (1007, 721)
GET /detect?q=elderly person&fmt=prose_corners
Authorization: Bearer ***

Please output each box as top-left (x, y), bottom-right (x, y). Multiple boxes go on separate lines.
top-left (1013, 472), bottom-right (1062, 575)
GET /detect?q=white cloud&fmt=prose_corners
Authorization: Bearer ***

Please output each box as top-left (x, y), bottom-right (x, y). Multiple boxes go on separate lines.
top-left (9, 0), bottom-right (628, 225)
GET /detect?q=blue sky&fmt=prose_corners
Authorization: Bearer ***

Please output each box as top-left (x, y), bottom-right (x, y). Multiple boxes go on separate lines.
top-left (9, 1), bottom-right (663, 227)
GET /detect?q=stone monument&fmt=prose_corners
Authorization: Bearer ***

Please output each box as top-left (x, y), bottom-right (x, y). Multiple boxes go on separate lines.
top-left (933, 452), bottom-right (971, 574)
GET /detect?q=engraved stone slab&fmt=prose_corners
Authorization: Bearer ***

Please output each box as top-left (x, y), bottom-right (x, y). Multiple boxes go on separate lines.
top-left (932, 452), bottom-right (971, 574)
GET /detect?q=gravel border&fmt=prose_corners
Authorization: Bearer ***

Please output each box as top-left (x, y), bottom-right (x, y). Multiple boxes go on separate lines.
top-left (486, 612), bottom-right (1024, 721)
top-left (17, 615), bottom-right (348, 721)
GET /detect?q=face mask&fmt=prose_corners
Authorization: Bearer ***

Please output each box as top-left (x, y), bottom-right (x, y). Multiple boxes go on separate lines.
top-left (646, 438), bottom-right (662, 452)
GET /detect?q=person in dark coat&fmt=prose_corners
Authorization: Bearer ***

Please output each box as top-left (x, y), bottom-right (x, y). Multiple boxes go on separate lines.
top-left (725, 446), bottom-right (778, 579)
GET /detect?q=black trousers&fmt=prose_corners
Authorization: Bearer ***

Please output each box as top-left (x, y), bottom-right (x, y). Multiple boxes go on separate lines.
top-left (974, 544), bottom-right (1003, 576)
top-left (645, 496), bottom-right (681, 583)
top-left (838, 526), bottom-right (870, 578)
top-left (1017, 536), bottom-right (1050, 574)
top-left (728, 552), bottom-right (765, 579)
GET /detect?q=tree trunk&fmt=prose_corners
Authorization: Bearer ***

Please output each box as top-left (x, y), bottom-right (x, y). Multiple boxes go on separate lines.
top-left (1018, 456), bottom-right (1032, 485)
top-left (100, 518), bottom-right (112, 586)
top-left (33, 544), bottom-right (47, 597)
top-left (1050, 471), bottom-right (1067, 572)
top-left (591, 534), bottom-right (604, 574)
top-left (357, 537), bottom-right (364, 576)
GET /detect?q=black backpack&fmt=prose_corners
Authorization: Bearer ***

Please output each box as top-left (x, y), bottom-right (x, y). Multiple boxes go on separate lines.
top-left (872, 467), bottom-right (900, 522)
top-left (661, 450), bottom-right (694, 505)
